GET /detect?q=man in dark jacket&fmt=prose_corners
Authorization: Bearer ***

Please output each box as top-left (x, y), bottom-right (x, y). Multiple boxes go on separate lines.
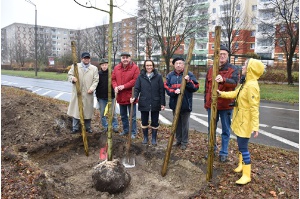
top-left (95, 58), bottom-right (119, 133)
top-left (112, 52), bottom-right (140, 139)
top-left (204, 45), bottom-right (239, 162)
top-left (164, 57), bottom-right (199, 150)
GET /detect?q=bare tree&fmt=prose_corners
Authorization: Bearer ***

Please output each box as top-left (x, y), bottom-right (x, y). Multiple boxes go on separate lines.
top-left (141, 0), bottom-right (204, 74)
top-left (217, 0), bottom-right (254, 56)
top-left (37, 33), bottom-right (53, 66)
top-left (15, 40), bottom-right (28, 67)
top-left (112, 22), bottom-right (122, 66)
top-left (272, 0), bottom-right (299, 84)
top-left (91, 22), bottom-right (109, 59)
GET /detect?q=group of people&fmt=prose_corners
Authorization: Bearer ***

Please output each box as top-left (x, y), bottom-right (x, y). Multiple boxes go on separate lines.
top-left (67, 45), bottom-right (265, 185)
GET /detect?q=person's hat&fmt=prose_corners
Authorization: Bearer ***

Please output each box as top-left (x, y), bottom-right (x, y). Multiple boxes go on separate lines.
top-left (99, 58), bottom-right (108, 65)
top-left (81, 52), bottom-right (90, 58)
top-left (120, 52), bottom-right (131, 57)
top-left (220, 45), bottom-right (230, 53)
top-left (172, 57), bottom-right (185, 65)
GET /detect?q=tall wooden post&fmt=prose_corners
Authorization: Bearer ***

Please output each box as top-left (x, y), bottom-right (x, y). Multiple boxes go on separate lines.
top-left (206, 26), bottom-right (221, 181)
top-left (71, 41), bottom-right (89, 156)
top-left (161, 38), bottom-right (195, 177)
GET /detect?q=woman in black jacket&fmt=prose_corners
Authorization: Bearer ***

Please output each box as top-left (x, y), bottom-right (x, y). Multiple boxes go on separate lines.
top-left (130, 60), bottom-right (165, 145)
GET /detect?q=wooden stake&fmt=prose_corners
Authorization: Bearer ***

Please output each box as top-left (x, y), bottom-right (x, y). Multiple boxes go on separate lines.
top-left (71, 41), bottom-right (89, 156)
top-left (206, 26), bottom-right (221, 181)
top-left (161, 38), bottom-right (195, 177)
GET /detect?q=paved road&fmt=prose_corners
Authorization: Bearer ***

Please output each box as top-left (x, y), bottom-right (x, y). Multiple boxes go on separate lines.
top-left (2, 75), bottom-right (299, 151)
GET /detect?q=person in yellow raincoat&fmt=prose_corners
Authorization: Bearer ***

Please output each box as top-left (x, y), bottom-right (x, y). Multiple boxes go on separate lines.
top-left (217, 58), bottom-right (265, 185)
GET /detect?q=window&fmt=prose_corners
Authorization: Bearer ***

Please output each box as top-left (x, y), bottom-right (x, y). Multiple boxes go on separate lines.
top-left (278, 54), bottom-right (283, 60)
top-left (212, 20), bottom-right (216, 25)
top-left (280, 25), bottom-right (286, 32)
top-left (236, 17), bottom-right (240, 23)
top-left (250, 43), bottom-right (255, 49)
top-left (211, 44), bottom-right (214, 49)
top-left (252, 5), bottom-right (257, 11)
top-left (211, 32), bottom-right (215, 38)
top-left (235, 43), bottom-right (239, 48)
top-left (212, 8), bottom-right (216, 13)
top-left (235, 30), bottom-right (240, 36)
top-left (279, 40), bottom-right (284, 46)
top-left (236, 4), bottom-right (240, 11)
top-left (251, 18), bottom-right (256, 24)
top-left (251, 30), bottom-right (256, 36)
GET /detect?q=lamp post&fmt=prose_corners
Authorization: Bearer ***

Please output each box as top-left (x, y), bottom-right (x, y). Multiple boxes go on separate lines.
top-left (25, 0), bottom-right (37, 76)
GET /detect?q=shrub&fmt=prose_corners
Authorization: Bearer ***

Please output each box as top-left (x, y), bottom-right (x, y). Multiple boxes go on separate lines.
top-left (260, 68), bottom-right (299, 83)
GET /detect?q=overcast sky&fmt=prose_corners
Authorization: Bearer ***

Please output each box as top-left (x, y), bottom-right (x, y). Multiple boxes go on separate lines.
top-left (1, 0), bottom-right (137, 29)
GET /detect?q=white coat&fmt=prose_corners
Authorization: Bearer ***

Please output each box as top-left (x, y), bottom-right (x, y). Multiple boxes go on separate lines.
top-left (67, 63), bottom-right (99, 119)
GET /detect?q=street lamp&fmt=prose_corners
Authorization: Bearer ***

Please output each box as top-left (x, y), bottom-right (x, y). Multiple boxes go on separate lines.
top-left (25, 0), bottom-right (38, 76)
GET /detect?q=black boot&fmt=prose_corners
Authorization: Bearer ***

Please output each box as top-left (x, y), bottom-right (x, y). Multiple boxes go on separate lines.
top-left (151, 128), bottom-right (158, 146)
top-left (142, 128), bottom-right (148, 145)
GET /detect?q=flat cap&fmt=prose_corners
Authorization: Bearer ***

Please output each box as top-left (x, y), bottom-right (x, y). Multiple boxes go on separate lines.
top-left (120, 52), bottom-right (131, 57)
top-left (81, 52), bottom-right (90, 58)
top-left (220, 45), bottom-right (230, 53)
top-left (99, 58), bottom-right (108, 65)
top-left (172, 57), bottom-right (185, 65)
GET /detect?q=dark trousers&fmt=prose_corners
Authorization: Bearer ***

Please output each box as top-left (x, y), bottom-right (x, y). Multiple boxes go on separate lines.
top-left (141, 111), bottom-right (159, 128)
top-left (173, 111), bottom-right (190, 145)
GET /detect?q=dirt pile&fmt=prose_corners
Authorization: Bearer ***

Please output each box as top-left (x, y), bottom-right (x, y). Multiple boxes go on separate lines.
top-left (1, 86), bottom-right (299, 199)
top-left (1, 86), bottom-right (205, 199)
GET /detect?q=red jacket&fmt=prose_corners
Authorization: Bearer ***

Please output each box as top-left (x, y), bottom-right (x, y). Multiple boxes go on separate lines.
top-left (204, 62), bottom-right (239, 110)
top-left (112, 61), bottom-right (140, 105)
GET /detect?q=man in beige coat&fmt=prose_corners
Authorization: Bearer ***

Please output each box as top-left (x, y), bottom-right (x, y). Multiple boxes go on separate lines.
top-left (67, 52), bottom-right (99, 134)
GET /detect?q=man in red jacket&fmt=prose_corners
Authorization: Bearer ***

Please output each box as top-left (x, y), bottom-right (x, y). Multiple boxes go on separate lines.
top-left (112, 52), bottom-right (140, 139)
top-left (204, 45), bottom-right (239, 162)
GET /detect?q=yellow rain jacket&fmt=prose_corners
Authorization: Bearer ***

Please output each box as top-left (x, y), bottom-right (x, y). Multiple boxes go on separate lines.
top-left (219, 59), bottom-right (265, 138)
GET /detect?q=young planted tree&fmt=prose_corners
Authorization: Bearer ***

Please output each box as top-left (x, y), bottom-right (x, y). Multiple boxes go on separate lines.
top-left (74, 0), bottom-right (115, 161)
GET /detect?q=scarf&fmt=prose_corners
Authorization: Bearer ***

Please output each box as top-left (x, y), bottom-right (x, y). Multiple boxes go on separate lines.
top-left (81, 62), bottom-right (90, 72)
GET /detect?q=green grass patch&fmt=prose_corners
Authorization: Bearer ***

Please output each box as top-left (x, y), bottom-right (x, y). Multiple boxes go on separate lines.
top-left (259, 83), bottom-right (299, 104)
top-left (1, 70), bottom-right (68, 81)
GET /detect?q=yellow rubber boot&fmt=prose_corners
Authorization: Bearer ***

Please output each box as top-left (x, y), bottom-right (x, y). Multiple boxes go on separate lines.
top-left (236, 164), bottom-right (251, 185)
top-left (234, 152), bottom-right (243, 173)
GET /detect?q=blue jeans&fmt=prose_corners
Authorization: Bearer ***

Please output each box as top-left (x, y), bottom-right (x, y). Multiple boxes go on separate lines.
top-left (207, 109), bottom-right (232, 156)
top-left (97, 98), bottom-right (118, 129)
top-left (72, 118), bottom-right (91, 131)
top-left (119, 104), bottom-right (137, 135)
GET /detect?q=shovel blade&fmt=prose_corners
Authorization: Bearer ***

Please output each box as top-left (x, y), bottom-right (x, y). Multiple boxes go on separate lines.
top-left (122, 156), bottom-right (135, 168)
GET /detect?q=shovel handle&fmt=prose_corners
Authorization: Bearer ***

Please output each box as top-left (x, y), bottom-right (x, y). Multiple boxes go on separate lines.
top-left (126, 87), bottom-right (135, 154)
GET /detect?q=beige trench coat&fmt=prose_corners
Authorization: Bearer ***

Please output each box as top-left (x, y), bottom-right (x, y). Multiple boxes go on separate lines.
top-left (67, 63), bottom-right (99, 119)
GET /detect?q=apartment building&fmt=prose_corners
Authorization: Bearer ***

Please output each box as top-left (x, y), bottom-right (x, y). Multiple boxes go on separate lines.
top-left (137, 0), bottom-right (298, 69)
top-left (1, 23), bottom-right (77, 64)
top-left (1, 18), bottom-right (137, 66)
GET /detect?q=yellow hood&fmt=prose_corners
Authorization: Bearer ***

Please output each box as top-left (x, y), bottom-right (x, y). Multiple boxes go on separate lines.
top-left (246, 58), bottom-right (265, 81)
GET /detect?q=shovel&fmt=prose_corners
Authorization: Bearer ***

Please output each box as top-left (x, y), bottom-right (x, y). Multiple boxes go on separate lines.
top-left (122, 87), bottom-right (136, 168)
top-left (99, 93), bottom-right (117, 161)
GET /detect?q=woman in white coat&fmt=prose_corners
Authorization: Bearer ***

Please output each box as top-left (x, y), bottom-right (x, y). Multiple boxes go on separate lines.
top-left (217, 58), bottom-right (265, 185)
top-left (67, 52), bottom-right (99, 133)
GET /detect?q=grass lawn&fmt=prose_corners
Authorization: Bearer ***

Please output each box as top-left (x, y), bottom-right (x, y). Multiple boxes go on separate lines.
top-left (1, 70), bottom-right (299, 103)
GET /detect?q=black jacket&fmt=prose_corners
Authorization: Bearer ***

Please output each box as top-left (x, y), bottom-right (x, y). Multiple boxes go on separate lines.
top-left (134, 69), bottom-right (166, 112)
top-left (95, 69), bottom-right (115, 99)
